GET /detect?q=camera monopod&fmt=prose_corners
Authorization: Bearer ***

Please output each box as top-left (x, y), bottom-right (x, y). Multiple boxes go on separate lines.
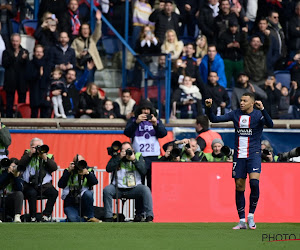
top-left (114, 167), bottom-right (120, 222)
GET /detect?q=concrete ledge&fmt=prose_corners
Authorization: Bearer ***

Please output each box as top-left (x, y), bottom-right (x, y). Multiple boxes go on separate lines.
top-left (1, 118), bottom-right (300, 130)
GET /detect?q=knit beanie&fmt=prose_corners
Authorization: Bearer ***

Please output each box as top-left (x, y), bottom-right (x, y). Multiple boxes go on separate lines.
top-left (211, 138), bottom-right (224, 148)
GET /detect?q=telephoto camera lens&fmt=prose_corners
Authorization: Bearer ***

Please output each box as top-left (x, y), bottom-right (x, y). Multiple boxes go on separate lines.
top-left (126, 148), bottom-right (133, 156)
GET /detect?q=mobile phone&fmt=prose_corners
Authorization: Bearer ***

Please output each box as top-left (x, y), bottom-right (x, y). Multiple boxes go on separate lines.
top-left (51, 14), bottom-right (56, 20)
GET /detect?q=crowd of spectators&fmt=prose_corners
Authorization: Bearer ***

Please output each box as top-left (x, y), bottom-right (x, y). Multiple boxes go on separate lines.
top-left (0, 0), bottom-right (300, 119)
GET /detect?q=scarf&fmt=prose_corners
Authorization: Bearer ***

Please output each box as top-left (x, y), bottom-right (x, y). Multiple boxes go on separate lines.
top-left (179, 85), bottom-right (202, 100)
top-left (209, 3), bottom-right (219, 18)
top-left (69, 9), bottom-right (81, 35)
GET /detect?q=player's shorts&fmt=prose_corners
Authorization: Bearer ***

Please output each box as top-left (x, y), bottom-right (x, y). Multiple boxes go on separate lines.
top-left (232, 156), bottom-right (261, 179)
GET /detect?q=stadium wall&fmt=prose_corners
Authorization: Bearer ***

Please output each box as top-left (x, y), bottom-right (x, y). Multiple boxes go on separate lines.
top-left (9, 130), bottom-right (174, 169)
top-left (152, 162), bottom-right (300, 223)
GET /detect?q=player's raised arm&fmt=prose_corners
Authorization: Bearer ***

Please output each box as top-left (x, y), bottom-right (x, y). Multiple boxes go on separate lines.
top-left (255, 100), bottom-right (273, 128)
top-left (205, 99), bottom-right (233, 123)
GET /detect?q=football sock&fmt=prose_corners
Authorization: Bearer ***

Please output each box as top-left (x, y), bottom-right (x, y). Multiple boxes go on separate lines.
top-left (249, 179), bottom-right (260, 214)
top-left (236, 190), bottom-right (245, 219)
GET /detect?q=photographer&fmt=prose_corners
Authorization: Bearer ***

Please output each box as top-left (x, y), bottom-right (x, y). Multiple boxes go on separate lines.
top-left (159, 142), bottom-right (182, 162)
top-left (205, 139), bottom-right (232, 162)
top-left (103, 142), bottom-right (154, 222)
top-left (58, 155), bottom-right (100, 222)
top-left (124, 99), bottom-right (167, 190)
top-left (0, 119), bottom-right (11, 160)
top-left (277, 147), bottom-right (300, 162)
top-left (19, 138), bottom-right (58, 222)
top-left (180, 138), bottom-right (207, 162)
top-left (0, 158), bottom-right (23, 222)
top-left (261, 140), bottom-right (278, 162)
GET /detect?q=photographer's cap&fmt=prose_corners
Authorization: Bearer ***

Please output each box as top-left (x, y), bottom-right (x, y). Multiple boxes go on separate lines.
top-left (211, 138), bottom-right (224, 149)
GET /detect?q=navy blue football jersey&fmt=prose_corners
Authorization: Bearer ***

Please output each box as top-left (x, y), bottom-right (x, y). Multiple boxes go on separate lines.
top-left (208, 109), bottom-right (273, 159)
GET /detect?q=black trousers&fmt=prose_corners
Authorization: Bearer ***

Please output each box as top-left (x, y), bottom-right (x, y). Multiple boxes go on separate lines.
top-left (6, 90), bottom-right (26, 118)
top-left (23, 183), bottom-right (58, 217)
top-left (0, 191), bottom-right (24, 221)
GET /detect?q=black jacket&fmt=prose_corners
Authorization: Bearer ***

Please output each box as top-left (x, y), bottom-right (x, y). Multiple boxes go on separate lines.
top-left (0, 171), bottom-right (23, 192)
top-left (58, 167), bottom-right (98, 207)
top-left (259, 84), bottom-right (281, 119)
top-left (197, 3), bottom-right (216, 43)
top-left (26, 55), bottom-right (52, 108)
top-left (34, 26), bottom-right (59, 53)
top-left (78, 92), bottom-right (103, 118)
top-left (149, 9), bottom-right (181, 43)
top-left (204, 82), bottom-right (230, 115)
top-left (288, 15), bottom-right (300, 51)
top-left (49, 44), bottom-right (76, 71)
top-left (2, 46), bottom-right (29, 92)
top-left (217, 29), bottom-right (243, 61)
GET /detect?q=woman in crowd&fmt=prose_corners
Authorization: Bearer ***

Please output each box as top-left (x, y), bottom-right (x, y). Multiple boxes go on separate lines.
top-left (34, 12), bottom-right (59, 53)
top-left (172, 75), bottom-right (203, 119)
top-left (195, 34), bottom-right (208, 65)
top-left (71, 10), bottom-right (103, 84)
top-left (161, 29), bottom-right (184, 60)
top-left (78, 83), bottom-right (105, 118)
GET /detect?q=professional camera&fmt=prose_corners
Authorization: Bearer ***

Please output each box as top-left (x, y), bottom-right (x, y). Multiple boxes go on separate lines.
top-left (0, 158), bottom-right (11, 170)
top-left (107, 141), bottom-right (122, 156)
top-left (0, 158), bottom-right (21, 171)
top-left (170, 147), bottom-right (181, 160)
top-left (221, 146), bottom-right (234, 157)
top-left (261, 149), bottom-right (271, 161)
top-left (146, 114), bottom-right (152, 121)
top-left (125, 148), bottom-right (133, 156)
top-left (185, 143), bottom-right (190, 149)
top-left (35, 145), bottom-right (49, 154)
top-left (74, 160), bottom-right (88, 172)
top-left (278, 147), bottom-right (300, 162)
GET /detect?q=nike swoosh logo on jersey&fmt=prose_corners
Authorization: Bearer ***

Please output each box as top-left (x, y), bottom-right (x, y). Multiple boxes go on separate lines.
top-left (253, 168), bottom-right (259, 171)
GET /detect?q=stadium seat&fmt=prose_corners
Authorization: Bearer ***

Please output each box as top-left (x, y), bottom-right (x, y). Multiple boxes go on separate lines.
top-left (101, 36), bottom-right (121, 56)
top-left (274, 70), bottom-right (291, 89)
top-left (16, 103), bottom-right (31, 118)
top-left (141, 85), bottom-right (165, 102)
top-left (21, 19), bottom-right (38, 36)
top-left (123, 87), bottom-right (141, 105)
top-left (20, 34), bottom-right (36, 60)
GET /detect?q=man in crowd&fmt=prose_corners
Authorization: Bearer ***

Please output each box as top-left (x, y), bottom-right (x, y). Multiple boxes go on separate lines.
top-left (19, 138), bottom-right (58, 222)
top-left (149, 0), bottom-right (181, 43)
top-left (62, 61), bottom-right (94, 118)
top-left (103, 142), bottom-right (153, 222)
top-left (49, 31), bottom-right (76, 73)
top-left (200, 44), bottom-right (227, 88)
top-left (204, 71), bottom-right (229, 115)
top-left (195, 115), bottom-right (222, 154)
top-left (2, 33), bottom-right (29, 118)
top-left (114, 89), bottom-right (136, 120)
top-left (26, 44), bottom-right (52, 118)
top-left (231, 72), bottom-right (267, 111)
top-left (58, 154), bottom-right (100, 222)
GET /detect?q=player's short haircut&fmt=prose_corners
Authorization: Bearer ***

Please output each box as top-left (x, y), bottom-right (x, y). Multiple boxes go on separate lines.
top-left (196, 115), bottom-right (209, 130)
top-left (242, 92), bottom-right (255, 101)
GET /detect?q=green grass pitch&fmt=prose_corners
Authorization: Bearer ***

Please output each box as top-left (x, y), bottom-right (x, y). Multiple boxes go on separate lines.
top-left (0, 223), bottom-right (299, 250)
